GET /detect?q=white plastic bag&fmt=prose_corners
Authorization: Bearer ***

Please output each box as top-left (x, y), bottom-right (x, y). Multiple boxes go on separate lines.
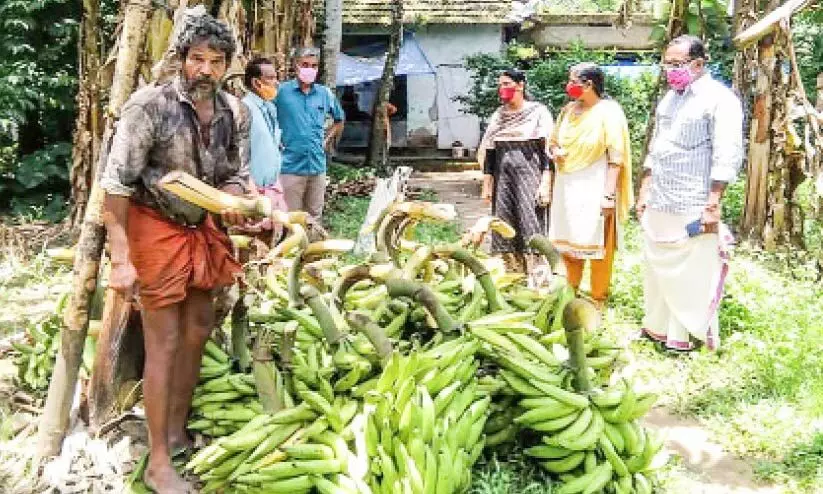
top-left (354, 166), bottom-right (413, 255)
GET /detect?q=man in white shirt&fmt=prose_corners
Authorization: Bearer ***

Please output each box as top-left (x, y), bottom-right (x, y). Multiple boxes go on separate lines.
top-left (637, 35), bottom-right (743, 352)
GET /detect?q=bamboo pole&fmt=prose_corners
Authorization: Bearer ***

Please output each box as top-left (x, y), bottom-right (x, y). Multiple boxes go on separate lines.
top-left (37, 0), bottom-right (154, 458)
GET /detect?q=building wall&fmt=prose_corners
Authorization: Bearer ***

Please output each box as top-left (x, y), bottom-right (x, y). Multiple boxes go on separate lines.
top-left (412, 24), bottom-right (503, 149)
top-left (523, 14), bottom-right (656, 51)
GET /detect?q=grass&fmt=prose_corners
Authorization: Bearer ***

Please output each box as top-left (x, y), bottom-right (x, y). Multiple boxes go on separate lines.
top-left (605, 219), bottom-right (823, 491)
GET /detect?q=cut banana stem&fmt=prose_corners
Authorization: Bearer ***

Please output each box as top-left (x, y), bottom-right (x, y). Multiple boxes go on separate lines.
top-left (300, 286), bottom-right (344, 345)
top-left (229, 235), bottom-right (253, 250)
top-left (434, 247), bottom-right (507, 312)
top-left (401, 245), bottom-right (433, 280)
top-left (252, 334), bottom-right (284, 413)
top-left (345, 311), bottom-right (393, 364)
top-left (332, 265), bottom-right (375, 309)
top-left (562, 298), bottom-right (597, 393)
top-left (384, 279), bottom-right (460, 333)
top-left (528, 235), bottom-right (562, 272)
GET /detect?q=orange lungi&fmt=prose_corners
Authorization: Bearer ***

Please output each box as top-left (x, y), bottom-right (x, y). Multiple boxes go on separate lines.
top-left (127, 203), bottom-right (240, 310)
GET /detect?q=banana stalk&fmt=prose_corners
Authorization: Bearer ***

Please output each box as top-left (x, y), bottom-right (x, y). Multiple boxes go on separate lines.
top-left (289, 241), bottom-right (356, 307)
top-left (528, 235), bottom-right (562, 273)
top-left (384, 279), bottom-right (460, 333)
top-left (433, 247), bottom-right (507, 312)
top-left (252, 335), bottom-right (283, 413)
top-left (159, 171), bottom-right (272, 218)
top-left (300, 286), bottom-right (344, 345)
top-left (345, 312), bottom-right (393, 364)
top-left (562, 299), bottom-right (600, 393)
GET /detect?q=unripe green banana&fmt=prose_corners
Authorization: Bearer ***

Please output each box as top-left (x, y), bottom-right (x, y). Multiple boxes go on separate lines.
top-left (540, 451), bottom-right (585, 473)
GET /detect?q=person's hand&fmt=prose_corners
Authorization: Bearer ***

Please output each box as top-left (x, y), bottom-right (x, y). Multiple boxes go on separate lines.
top-left (109, 261), bottom-right (138, 301)
top-left (551, 145), bottom-right (566, 167)
top-left (601, 195), bottom-right (616, 215)
top-left (481, 175), bottom-right (494, 204)
top-left (538, 179), bottom-right (552, 206)
top-left (220, 209), bottom-right (248, 228)
top-left (323, 135), bottom-right (335, 152)
top-left (229, 217), bottom-right (270, 234)
top-left (635, 189), bottom-right (649, 219)
top-left (701, 201), bottom-right (721, 233)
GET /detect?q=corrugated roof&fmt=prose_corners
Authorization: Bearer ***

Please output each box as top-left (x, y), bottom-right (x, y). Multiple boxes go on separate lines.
top-left (316, 0), bottom-right (513, 25)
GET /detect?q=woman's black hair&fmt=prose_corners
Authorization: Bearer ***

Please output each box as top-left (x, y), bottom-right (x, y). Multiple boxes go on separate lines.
top-left (501, 68), bottom-right (527, 85)
top-left (571, 62), bottom-right (605, 97)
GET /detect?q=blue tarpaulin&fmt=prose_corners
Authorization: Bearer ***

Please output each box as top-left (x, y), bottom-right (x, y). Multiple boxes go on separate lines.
top-left (336, 33), bottom-right (435, 87)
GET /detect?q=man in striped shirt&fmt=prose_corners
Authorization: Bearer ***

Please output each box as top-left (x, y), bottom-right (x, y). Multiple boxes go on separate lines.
top-left (637, 35), bottom-right (743, 351)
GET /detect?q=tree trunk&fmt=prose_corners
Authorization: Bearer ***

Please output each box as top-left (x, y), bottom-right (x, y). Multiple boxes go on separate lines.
top-left (321, 0), bottom-right (343, 89)
top-left (37, 0), bottom-right (154, 459)
top-left (366, 0), bottom-right (403, 178)
top-left (69, 0), bottom-right (103, 231)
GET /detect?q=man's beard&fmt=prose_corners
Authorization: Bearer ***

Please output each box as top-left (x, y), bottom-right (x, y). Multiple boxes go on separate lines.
top-left (185, 76), bottom-right (219, 102)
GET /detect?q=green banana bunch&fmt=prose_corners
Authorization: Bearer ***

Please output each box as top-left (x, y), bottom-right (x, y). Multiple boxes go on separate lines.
top-left (188, 342), bottom-right (270, 437)
top-left (12, 299), bottom-right (95, 392)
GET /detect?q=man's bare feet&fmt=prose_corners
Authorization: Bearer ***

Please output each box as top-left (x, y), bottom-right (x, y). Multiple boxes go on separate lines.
top-left (168, 431), bottom-right (194, 454)
top-left (144, 460), bottom-right (191, 493)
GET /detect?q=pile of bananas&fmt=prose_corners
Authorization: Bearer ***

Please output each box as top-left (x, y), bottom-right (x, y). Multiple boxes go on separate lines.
top-left (362, 338), bottom-right (488, 493)
top-left (187, 400), bottom-right (360, 493)
top-left (189, 341), bottom-right (265, 437)
top-left (11, 293), bottom-right (96, 392)
top-left (164, 196), bottom-right (667, 494)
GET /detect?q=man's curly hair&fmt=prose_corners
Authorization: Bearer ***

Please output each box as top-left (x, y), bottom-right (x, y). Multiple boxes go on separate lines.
top-left (176, 13), bottom-right (236, 61)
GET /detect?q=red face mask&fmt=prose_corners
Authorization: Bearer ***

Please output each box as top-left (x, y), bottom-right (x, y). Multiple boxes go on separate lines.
top-left (499, 86), bottom-right (517, 102)
top-left (565, 82), bottom-right (584, 99)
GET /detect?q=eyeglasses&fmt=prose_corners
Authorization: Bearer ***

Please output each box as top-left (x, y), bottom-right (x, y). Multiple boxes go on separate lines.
top-left (661, 59), bottom-right (693, 70)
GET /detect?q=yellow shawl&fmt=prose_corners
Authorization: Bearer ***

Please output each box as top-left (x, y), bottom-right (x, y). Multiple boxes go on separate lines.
top-left (552, 99), bottom-right (633, 222)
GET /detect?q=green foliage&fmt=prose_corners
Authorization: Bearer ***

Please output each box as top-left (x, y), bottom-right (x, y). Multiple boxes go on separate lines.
top-left (0, 0), bottom-right (80, 222)
top-left (649, 0), bottom-right (735, 81)
top-left (793, 7), bottom-right (823, 100)
top-left (324, 195), bottom-right (371, 240)
top-left (470, 456), bottom-right (557, 494)
top-left (459, 42), bottom-right (657, 171)
top-left (327, 161), bottom-right (374, 184)
top-left (721, 176), bottom-right (745, 226)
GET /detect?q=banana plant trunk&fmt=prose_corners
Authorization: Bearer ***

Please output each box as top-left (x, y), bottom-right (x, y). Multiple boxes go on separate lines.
top-left (366, 0), bottom-right (403, 178)
top-left (37, 0), bottom-right (154, 458)
top-left (739, 27), bottom-right (804, 249)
